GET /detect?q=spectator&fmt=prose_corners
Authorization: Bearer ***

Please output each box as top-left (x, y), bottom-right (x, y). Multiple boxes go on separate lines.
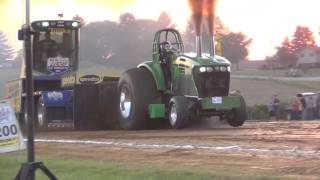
top-left (297, 94), bottom-right (307, 120)
top-left (267, 98), bottom-right (275, 120)
top-left (316, 93), bottom-right (320, 119)
top-left (311, 95), bottom-right (317, 119)
top-left (273, 95), bottom-right (280, 120)
top-left (305, 96), bottom-right (315, 120)
top-left (291, 95), bottom-right (301, 120)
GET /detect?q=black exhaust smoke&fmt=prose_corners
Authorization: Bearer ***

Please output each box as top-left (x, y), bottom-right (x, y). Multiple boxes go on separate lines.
top-left (188, 0), bottom-right (203, 57)
top-left (204, 0), bottom-right (218, 57)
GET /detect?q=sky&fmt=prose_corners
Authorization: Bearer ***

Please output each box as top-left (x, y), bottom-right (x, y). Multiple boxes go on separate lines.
top-left (0, 0), bottom-right (320, 60)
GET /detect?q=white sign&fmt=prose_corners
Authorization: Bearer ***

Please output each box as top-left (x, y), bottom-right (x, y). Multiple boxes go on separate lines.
top-left (47, 56), bottom-right (70, 74)
top-left (47, 91), bottom-right (63, 101)
top-left (0, 100), bottom-right (25, 153)
top-left (212, 97), bottom-right (222, 104)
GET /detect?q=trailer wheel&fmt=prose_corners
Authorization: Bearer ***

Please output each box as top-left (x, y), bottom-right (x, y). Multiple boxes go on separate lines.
top-left (118, 68), bottom-right (161, 130)
top-left (169, 96), bottom-right (190, 129)
top-left (36, 97), bottom-right (48, 130)
top-left (227, 95), bottom-right (247, 127)
top-left (19, 99), bottom-right (29, 131)
top-left (22, 100), bottom-right (28, 127)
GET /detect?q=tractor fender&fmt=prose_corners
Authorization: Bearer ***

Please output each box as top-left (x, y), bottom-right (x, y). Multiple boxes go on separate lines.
top-left (138, 62), bottom-right (166, 91)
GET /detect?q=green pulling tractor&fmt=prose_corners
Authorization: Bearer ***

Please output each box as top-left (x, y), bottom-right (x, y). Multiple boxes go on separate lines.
top-left (117, 28), bottom-right (247, 130)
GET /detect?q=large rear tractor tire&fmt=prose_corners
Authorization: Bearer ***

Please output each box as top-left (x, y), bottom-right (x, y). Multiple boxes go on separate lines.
top-left (169, 96), bottom-right (190, 129)
top-left (227, 95), bottom-right (247, 127)
top-left (118, 68), bottom-right (161, 130)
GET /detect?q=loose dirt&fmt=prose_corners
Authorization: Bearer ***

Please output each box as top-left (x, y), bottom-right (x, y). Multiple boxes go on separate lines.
top-left (34, 120), bottom-right (320, 179)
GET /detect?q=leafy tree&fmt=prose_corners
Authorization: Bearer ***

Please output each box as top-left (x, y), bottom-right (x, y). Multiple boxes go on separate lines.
top-left (215, 17), bottom-right (229, 35)
top-left (119, 13), bottom-right (135, 25)
top-left (79, 12), bottom-right (176, 69)
top-left (182, 19), bottom-right (197, 52)
top-left (79, 20), bottom-right (118, 67)
top-left (183, 16), bottom-right (227, 53)
top-left (291, 26), bottom-right (316, 53)
top-left (0, 31), bottom-right (15, 61)
top-left (157, 12), bottom-right (175, 28)
top-left (275, 36), bottom-right (297, 67)
top-left (72, 14), bottom-right (86, 26)
top-left (221, 32), bottom-right (252, 70)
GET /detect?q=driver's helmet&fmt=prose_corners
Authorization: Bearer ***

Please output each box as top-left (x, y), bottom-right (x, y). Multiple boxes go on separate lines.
top-left (160, 41), bottom-right (171, 52)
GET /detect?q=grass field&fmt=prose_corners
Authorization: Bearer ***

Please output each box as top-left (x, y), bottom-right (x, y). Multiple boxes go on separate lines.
top-left (1, 66), bottom-right (320, 105)
top-left (230, 78), bottom-right (317, 105)
top-left (232, 68), bottom-right (320, 77)
top-left (0, 152), bottom-right (291, 180)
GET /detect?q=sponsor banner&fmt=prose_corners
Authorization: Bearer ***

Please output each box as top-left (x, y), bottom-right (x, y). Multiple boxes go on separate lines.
top-left (47, 56), bottom-right (70, 74)
top-left (79, 75), bottom-right (101, 84)
top-left (0, 100), bottom-right (25, 153)
top-left (42, 90), bottom-right (73, 107)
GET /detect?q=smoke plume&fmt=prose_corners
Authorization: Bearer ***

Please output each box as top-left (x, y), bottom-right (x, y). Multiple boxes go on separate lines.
top-left (188, 0), bottom-right (203, 36)
top-left (204, 0), bottom-right (217, 36)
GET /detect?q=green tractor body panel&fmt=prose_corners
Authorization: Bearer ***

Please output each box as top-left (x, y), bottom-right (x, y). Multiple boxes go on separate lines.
top-left (148, 104), bottom-right (166, 118)
top-left (200, 96), bottom-right (241, 110)
top-left (170, 54), bottom-right (231, 97)
top-left (138, 62), bottom-right (166, 91)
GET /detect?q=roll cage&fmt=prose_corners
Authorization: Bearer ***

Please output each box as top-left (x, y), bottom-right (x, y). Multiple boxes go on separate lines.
top-left (152, 28), bottom-right (184, 62)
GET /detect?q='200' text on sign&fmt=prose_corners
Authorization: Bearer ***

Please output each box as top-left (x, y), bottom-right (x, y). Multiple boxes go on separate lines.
top-left (0, 101), bottom-right (25, 153)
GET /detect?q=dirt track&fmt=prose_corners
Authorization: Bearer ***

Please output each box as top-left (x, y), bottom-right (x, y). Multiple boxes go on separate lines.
top-left (35, 120), bottom-right (320, 179)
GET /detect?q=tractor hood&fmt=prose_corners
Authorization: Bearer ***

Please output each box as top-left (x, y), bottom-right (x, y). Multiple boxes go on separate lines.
top-left (180, 53), bottom-right (231, 67)
top-left (170, 53), bottom-right (231, 98)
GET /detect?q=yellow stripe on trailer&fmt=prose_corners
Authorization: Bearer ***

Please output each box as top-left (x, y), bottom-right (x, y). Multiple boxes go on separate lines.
top-left (61, 72), bottom-right (121, 87)
top-left (49, 28), bottom-right (70, 33)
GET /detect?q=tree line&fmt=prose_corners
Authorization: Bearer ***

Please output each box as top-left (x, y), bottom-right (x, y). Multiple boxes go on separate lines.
top-left (6, 11), bottom-right (316, 71)
top-left (0, 12), bottom-right (252, 69)
top-left (0, 31), bottom-right (15, 62)
top-left (75, 12), bottom-right (252, 69)
top-left (266, 26), bottom-right (318, 70)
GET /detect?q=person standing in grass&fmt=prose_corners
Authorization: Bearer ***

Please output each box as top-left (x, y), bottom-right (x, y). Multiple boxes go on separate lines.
top-left (291, 95), bottom-right (301, 120)
top-left (267, 98), bottom-right (275, 120)
top-left (297, 94), bottom-right (306, 120)
top-left (316, 93), bottom-right (320, 119)
top-left (273, 95), bottom-right (280, 120)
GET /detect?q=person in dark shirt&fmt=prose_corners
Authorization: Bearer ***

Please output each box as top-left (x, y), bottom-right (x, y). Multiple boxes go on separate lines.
top-left (159, 41), bottom-right (173, 89)
top-left (39, 32), bottom-right (58, 58)
top-left (273, 95), bottom-right (280, 120)
top-left (297, 94), bottom-right (306, 119)
top-left (316, 93), bottom-right (320, 119)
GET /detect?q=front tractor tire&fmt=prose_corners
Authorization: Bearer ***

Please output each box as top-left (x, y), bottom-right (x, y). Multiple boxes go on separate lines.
top-left (169, 96), bottom-right (190, 129)
top-left (227, 95), bottom-right (247, 127)
top-left (118, 68), bottom-right (161, 130)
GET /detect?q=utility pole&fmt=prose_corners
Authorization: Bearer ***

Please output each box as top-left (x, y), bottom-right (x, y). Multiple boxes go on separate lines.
top-left (15, 1), bottom-right (57, 179)
top-left (25, 0), bottom-right (35, 168)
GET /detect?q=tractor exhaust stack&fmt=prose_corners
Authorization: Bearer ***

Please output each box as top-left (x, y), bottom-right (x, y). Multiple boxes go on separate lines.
top-left (209, 37), bottom-right (215, 56)
top-left (196, 36), bottom-right (202, 58)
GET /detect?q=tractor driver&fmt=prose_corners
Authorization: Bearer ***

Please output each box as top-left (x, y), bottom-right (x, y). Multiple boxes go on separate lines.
top-left (39, 32), bottom-right (59, 59)
top-left (159, 41), bottom-right (174, 88)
